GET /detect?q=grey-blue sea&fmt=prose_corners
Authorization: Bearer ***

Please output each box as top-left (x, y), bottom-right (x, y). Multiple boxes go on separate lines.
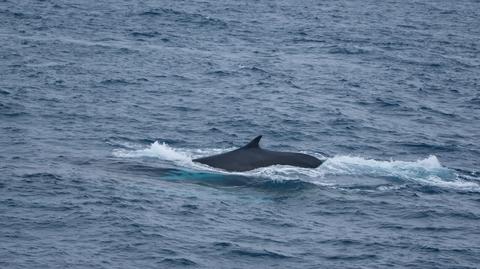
top-left (1, 0), bottom-right (480, 268)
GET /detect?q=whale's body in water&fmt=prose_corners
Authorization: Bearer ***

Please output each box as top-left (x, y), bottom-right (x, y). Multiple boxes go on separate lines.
top-left (193, 136), bottom-right (324, 172)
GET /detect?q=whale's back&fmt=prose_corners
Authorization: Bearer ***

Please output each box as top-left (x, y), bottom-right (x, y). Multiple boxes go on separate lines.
top-left (193, 147), bottom-right (323, 172)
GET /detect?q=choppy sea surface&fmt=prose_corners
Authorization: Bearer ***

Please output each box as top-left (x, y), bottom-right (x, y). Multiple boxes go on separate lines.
top-left (1, 0), bottom-right (480, 268)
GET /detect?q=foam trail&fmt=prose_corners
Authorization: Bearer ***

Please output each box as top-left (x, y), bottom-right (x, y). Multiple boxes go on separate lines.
top-left (321, 155), bottom-right (452, 180)
top-left (319, 155), bottom-right (479, 191)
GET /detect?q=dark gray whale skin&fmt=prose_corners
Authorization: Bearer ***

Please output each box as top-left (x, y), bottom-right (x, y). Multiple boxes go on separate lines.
top-left (193, 136), bottom-right (324, 172)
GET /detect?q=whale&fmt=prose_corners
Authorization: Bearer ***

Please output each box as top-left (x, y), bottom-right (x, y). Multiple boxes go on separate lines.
top-left (193, 135), bottom-right (324, 172)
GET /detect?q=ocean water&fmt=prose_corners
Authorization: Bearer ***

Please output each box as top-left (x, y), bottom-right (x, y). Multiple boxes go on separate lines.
top-left (1, 0), bottom-right (480, 268)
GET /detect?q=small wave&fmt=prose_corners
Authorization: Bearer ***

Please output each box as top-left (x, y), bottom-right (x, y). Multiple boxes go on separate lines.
top-left (328, 46), bottom-right (370, 55)
top-left (1, 10), bottom-right (42, 20)
top-left (160, 258), bottom-right (197, 266)
top-left (229, 248), bottom-right (291, 259)
top-left (291, 38), bottom-right (326, 44)
top-left (113, 142), bottom-right (480, 192)
top-left (23, 172), bottom-right (63, 180)
top-left (129, 31), bottom-right (161, 38)
top-left (0, 102), bottom-right (27, 117)
top-left (100, 79), bottom-right (138, 85)
top-left (469, 96), bottom-right (480, 105)
top-left (138, 8), bottom-right (227, 28)
top-left (207, 70), bottom-right (236, 77)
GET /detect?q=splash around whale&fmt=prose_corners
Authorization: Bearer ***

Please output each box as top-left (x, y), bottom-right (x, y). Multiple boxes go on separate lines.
top-left (193, 136), bottom-right (324, 172)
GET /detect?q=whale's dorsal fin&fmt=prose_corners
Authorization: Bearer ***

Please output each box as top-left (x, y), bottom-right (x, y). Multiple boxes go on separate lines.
top-left (243, 135), bottom-right (262, 149)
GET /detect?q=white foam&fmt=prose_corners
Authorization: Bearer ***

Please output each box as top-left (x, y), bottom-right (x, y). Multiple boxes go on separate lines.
top-left (320, 155), bottom-right (479, 191)
top-left (320, 155), bottom-right (448, 179)
top-left (113, 141), bottom-right (192, 163)
top-left (112, 141), bottom-right (480, 192)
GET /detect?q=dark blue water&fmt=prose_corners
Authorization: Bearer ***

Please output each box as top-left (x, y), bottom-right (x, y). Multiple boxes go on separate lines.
top-left (1, 0), bottom-right (480, 268)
